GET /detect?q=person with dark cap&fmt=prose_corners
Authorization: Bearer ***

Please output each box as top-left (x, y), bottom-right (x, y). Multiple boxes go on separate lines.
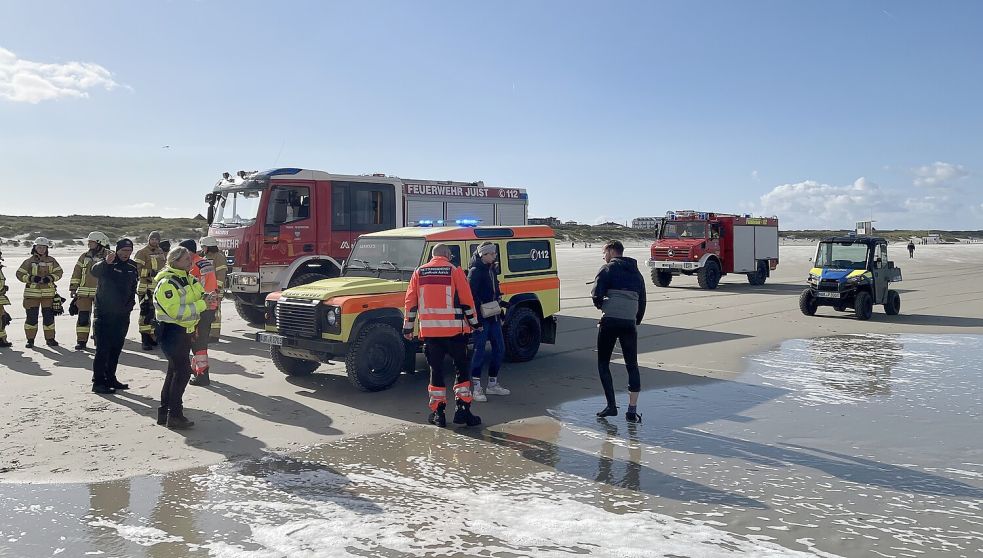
top-left (90, 238), bottom-right (139, 394)
top-left (134, 231), bottom-right (167, 350)
top-left (178, 239), bottom-right (217, 386)
top-left (591, 240), bottom-right (646, 423)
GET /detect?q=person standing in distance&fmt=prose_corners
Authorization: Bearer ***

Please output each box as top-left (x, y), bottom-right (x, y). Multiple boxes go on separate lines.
top-left (468, 242), bottom-right (509, 401)
top-left (90, 239), bottom-right (139, 394)
top-left (907, 240), bottom-right (915, 259)
top-left (592, 240), bottom-right (646, 423)
top-left (153, 246), bottom-right (219, 429)
top-left (403, 243), bottom-right (483, 428)
top-left (16, 237), bottom-right (64, 347)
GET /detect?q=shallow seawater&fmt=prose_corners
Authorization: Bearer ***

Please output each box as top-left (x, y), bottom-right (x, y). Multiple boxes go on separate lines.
top-left (1, 334), bottom-right (981, 557)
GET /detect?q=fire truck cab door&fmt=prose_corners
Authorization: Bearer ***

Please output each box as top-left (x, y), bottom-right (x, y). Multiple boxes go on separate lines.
top-left (262, 181), bottom-right (316, 264)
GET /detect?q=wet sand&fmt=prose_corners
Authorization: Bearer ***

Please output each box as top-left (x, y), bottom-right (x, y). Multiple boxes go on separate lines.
top-left (1, 242), bottom-right (982, 556)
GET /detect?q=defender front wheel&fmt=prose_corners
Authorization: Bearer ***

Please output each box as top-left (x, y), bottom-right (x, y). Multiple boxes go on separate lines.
top-left (345, 323), bottom-right (404, 392)
top-left (799, 289), bottom-right (818, 316)
top-left (854, 291), bottom-right (874, 320)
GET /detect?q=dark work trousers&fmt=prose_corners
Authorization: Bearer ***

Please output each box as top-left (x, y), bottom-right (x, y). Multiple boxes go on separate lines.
top-left (192, 309), bottom-right (215, 353)
top-left (596, 318), bottom-right (641, 407)
top-left (159, 322), bottom-right (194, 414)
top-left (424, 335), bottom-right (472, 388)
top-left (91, 313), bottom-right (129, 386)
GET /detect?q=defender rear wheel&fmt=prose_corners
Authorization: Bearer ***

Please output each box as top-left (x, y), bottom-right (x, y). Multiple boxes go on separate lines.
top-left (799, 289), bottom-right (818, 316)
top-left (697, 260), bottom-right (721, 290)
top-left (652, 270), bottom-right (672, 287)
top-left (271, 346), bottom-right (320, 377)
top-left (854, 291), bottom-right (874, 321)
top-left (504, 306), bottom-right (542, 362)
top-left (884, 290), bottom-right (901, 316)
top-left (345, 322), bottom-right (404, 392)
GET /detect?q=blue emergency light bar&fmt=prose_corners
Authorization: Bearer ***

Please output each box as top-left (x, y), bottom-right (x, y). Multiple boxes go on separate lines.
top-left (456, 219), bottom-right (480, 227)
top-left (417, 219), bottom-right (446, 227)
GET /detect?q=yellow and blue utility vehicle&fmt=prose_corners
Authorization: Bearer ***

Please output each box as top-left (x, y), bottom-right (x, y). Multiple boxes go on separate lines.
top-left (800, 235), bottom-right (902, 321)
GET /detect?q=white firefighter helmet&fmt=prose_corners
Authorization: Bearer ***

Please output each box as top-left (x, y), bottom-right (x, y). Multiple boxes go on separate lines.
top-left (87, 231), bottom-right (111, 248)
top-left (200, 236), bottom-right (219, 248)
top-left (33, 237), bottom-right (52, 247)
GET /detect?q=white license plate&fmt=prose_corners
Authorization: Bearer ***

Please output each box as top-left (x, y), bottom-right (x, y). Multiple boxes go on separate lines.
top-left (257, 332), bottom-right (284, 346)
top-left (816, 291), bottom-right (841, 299)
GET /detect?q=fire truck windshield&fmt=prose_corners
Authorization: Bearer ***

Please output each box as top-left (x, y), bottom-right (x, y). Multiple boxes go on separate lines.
top-left (212, 188), bottom-right (263, 227)
top-left (661, 222), bottom-right (707, 239)
top-left (345, 238), bottom-right (426, 276)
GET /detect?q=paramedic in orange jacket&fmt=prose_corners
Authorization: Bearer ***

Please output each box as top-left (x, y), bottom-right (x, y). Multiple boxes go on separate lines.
top-left (178, 239), bottom-right (217, 387)
top-left (403, 243), bottom-right (483, 428)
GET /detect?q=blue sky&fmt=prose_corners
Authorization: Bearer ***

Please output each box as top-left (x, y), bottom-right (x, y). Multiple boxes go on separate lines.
top-left (1, 0), bottom-right (981, 229)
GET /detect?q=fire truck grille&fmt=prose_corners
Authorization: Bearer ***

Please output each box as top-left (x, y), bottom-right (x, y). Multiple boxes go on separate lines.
top-left (653, 248), bottom-right (671, 259)
top-left (275, 299), bottom-right (321, 339)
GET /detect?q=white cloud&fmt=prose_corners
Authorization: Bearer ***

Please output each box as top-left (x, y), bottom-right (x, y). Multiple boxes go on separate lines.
top-left (912, 161), bottom-right (968, 188)
top-left (0, 46), bottom-right (120, 104)
top-left (758, 177), bottom-right (897, 229)
top-left (751, 170), bottom-right (759, 181)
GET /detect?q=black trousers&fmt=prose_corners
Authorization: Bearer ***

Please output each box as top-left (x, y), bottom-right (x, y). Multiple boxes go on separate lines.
top-left (424, 335), bottom-right (471, 388)
top-left (159, 322), bottom-right (193, 413)
top-left (192, 309), bottom-right (215, 352)
top-left (597, 318), bottom-right (641, 407)
top-left (92, 313), bottom-right (129, 385)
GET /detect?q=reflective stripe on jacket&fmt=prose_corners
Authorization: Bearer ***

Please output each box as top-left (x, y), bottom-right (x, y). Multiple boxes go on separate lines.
top-left (70, 249), bottom-right (106, 297)
top-left (17, 255), bottom-right (63, 299)
top-left (153, 267), bottom-right (207, 332)
top-left (403, 256), bottom-right (480, 339)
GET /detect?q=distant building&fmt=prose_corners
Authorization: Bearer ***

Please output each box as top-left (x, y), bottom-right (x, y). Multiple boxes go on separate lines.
top-left (529, 216), bottom-right (562, 226)
top-left (564, 220), bottom-right (580, 226)
top-left (632, 217), bottom-right (661, 230)
top-left (595, 221), bottom-right (626, 229)
top-left (924, 233), bottom-right (943, 245)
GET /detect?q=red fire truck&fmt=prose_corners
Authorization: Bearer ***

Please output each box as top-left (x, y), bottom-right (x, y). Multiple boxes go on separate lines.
top-left (204, 168), bottom-right (528, 323)
top-left (647, 210), bottom-right (779, 289)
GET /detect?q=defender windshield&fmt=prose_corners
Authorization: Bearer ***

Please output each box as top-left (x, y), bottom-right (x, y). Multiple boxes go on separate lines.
top-left (345, 238), bottom-right (426, 275)
top-left (213, 188), bottom-right (264, 227)
top-left (815, 242), bottom-right (870, 270)
top-left (661, 222), bottom-right (707, 239)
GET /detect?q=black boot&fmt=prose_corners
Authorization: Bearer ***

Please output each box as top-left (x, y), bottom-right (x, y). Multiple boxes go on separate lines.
top-left (596, 405), bottom-right (618, 418)
top-left (189, 369), bottom-right (210, 387)
top-left (109, 380), bottom-right (130, 390)
top-left (0, 340), bottom-right (11, 348)
top-left (427, 402), bottom-right (447, 427)
top-left (25, 339), bottom-right (34, 348)
top-left (46, 338), bottom-right (59, 347)
top-left (625, 411), bottom-right (642, 423)
top-left (141, 334), bottom-right (154, 351)
top-left (92, 384), bottom-right (116, 394)
top-left (453, 400), bottom-right (481, 427)
top-left (166, 411), bottom-right (194, 429)
top-left (156, 407), bottom-right (168, 426)
top-left (75, 341), bottom-right (87, 351)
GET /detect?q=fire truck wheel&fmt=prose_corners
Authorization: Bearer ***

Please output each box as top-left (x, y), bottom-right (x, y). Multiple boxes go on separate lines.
top-left (271, 346), bottom-right (320, 377)
top-left (346, 322), bottom-right (404, 392)
top-left (883, 290), bottom-right (901, 316)
top-left (235, 299), bottom-right (267, 325)
top-left (798, 289), bottom-right (818, 316)
top-left (652, 270), bottom-right (672, 287)
top-left (504, 306), bottom-right (542, 362)
top-left (747, 261), bottom-right (768, 286)
top-left (697, 259), bottom-right (721, 290)
top-left (854, 291), bottom-right (874, 321)
top-left (288, 272), bottom-right (332, 289)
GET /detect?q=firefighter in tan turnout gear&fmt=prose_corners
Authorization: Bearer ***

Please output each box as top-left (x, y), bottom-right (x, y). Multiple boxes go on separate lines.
top-left (134, 231), bottom-right (167, 350)
top-left (16, 237), bottom-right (64, 347)
top-left (200, 237), bottom-right (227, 342)
top-left (70, 231), bottom-right (111, 350)
top-left (0, 247), bottom-right (12, 348)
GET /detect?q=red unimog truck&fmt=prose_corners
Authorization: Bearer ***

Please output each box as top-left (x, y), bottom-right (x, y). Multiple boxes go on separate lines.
top-left (647, 210), bottom-right (779, 289)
